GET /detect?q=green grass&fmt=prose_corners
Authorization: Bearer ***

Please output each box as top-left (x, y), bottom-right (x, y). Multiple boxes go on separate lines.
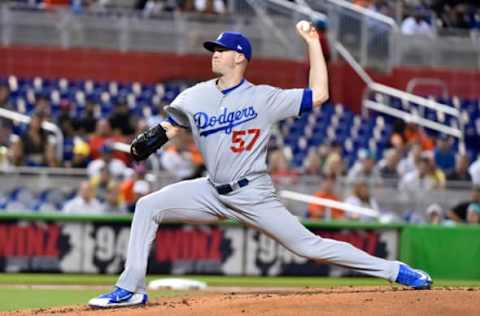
top-left (0, 273), bottom-right (479, 312)
top-left (0, 288), bottom-right (179, 312)
top-left (1, 273), bottom-right (480, 288)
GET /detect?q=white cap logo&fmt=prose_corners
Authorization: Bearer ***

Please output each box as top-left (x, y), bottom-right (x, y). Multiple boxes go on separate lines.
top-left (237, 45), bottom-right (243, 50)
top-left (217, 33), bottom-right (224, 40)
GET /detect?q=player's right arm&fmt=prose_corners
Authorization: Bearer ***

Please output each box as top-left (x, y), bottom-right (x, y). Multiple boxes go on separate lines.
top-left (296, 21), bottom-right (329, 108)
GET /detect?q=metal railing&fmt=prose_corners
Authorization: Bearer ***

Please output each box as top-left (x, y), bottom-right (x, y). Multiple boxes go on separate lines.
top-left (284, 0), bottom-right (479, 70)
top-left (333, 41), bottom-right (465, 150)
top-left (0, 169), bottom-right (471, 219)
top-left (332, 39), bottom-right (463, 149)
top-left (272, 0), bottom-right (466, 141)
top-left (301, 0), bottom-right (398, 71)
top-left (0, 3), bottom-right (306, 60)
top-left (1, 2), bottom-right (479, 69)
top-left (406, 78), bottom-right (449, 98)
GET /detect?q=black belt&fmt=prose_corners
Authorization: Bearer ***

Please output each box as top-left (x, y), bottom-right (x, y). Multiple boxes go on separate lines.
top-left (214, 178), bottom-right (249, 195)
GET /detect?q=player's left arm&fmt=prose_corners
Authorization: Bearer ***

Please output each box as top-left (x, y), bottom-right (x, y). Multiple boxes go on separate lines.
top-left (297, 22), bottom-right (329, 108)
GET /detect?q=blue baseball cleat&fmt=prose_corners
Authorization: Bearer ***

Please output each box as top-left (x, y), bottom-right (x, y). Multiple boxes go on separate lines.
top-left (395, 264), bottom-right (432, 290)
top-left (88, 287), bottom-right (148, 308)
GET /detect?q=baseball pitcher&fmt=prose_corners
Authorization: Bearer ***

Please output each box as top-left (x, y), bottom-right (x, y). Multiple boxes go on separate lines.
top-left (89, 22), bottom-right (432, 308)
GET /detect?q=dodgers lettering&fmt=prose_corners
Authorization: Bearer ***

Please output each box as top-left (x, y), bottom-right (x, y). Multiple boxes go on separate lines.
top-left (194, 106), bottom-right (258, 136)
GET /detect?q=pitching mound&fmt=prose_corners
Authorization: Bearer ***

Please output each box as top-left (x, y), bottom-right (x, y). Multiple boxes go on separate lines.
top-left (6, 286), bottom-right (480, 316)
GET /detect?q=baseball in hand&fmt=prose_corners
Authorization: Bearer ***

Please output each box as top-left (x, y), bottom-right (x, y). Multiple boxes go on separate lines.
top-left (296, 20), bottom-right (311, 33)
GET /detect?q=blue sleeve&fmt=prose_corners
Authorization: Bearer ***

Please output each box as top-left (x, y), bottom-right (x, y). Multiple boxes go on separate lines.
top-left (167, 115), bottom-right (189, 129)
top-left (299, 88), bottom-right (313, 116)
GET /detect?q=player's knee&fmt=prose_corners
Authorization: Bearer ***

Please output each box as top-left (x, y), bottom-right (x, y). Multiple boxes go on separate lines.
top-left (134, 195), bottom-right (157, 214)
top-left (289, 236), bottom-right (324, 258)
top-left (134, 192), bottom-right (171, 215)
top-left (293, 245), bottom-right (316, 258)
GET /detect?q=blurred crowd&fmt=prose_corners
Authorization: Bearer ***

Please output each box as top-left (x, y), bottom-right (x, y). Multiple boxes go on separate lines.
top-left (10, 0), bottom-right (231, 15)
top-left (353, 0), bottom-right (480, 33)
top-left (0, 79), bottom-right (206, 215)
top-left (268, 118), bottom-right (480, 225)
top-left (7, 0), bottom-right (480, 32)
top-left (1, 76), bottom-right (479, 224)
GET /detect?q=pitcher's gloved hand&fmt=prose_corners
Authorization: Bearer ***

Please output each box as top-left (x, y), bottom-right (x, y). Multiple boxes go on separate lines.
top-left (130, 124), bottom-right (169, 161)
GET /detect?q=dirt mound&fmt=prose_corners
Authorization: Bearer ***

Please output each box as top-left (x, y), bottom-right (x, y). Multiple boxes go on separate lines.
top-left (5, 286), bottom-right (480, 316)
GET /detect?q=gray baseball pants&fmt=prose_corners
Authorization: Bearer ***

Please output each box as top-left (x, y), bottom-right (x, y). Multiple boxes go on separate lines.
top-left (116, 175), bottom-right (399, 293)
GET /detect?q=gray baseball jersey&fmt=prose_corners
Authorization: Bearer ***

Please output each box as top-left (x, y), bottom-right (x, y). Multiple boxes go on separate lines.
top-left (115, 78), bottom-right (400, 294)
top-left (165, 79), bottom-right (311, 184)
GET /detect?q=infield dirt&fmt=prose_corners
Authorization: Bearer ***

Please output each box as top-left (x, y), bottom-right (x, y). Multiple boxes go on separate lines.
top-left (4, 286), bottom-right (480, 316)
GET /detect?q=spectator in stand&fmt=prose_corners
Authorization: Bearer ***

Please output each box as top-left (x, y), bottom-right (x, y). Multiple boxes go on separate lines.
top-left (141, 0), bottom-right (178, 15)
top-left (181, 0), bottom-right (228, 15)
top-left (121, 163), bottom-right (150, 212)
top-left (0, 81), bottom-right (11, 109)
top-left (446, 154), bottom-right (471, 182)
top-left (352, 0), bottom-right (374, 8)
top-left (322, 141), bottom-right (346, 178)
top-left (0, 82), bottom-right (13, 147)
top-left (133, 119), bottom-right (149, 139)
top-left (146, 101), bottom-right (167, 128)
top-left (160, 131), bottom-right (205, 180)
top-left (57, 100), bottom-right (76, 166)
top-left (307, 173), bottom-right (344, 220)
top-left (62, 180), bottom-right (104, 214)
top-left (33, 94), bottom-right (51, 120)
top-left (101, 181), bottom-right (127, 214)
top-left (391, 121), bottom-right (434, 153)
top-left (403, 122), bottom-right (435, 151)
top-left (468, 154), bottom-right (480, 185)
top-left (347, 149), bottom-right (382, 185)
top-left (425, 203), bottom-right (444, 225)
top-left (433, 2), bottom-right (478, 30)
top-left (303, 148), bottom-right (323, 175)
top-left (303, 144), bottom-right (330, 176)
top-left (75, 100), bottom-right (97, 136)
top-left (7, 135), bottom-right (23, 166)
top-left (447, 186), bottom-right (480, 223)
top-left (43, 0), bottom-right (70, 9)
top-left (397, 142), bottom-right (423, 177)
top-left (401, 7), bottom-right (435, 37)
top-left (57, 100), bottom-right (76, 135)
top-left (71, 138), bottom-right (91, 168)
top-left (268, 148), bottom-right (299, 185)
top-left (466, 202), bottom-right (480, 224)
top-left (344, 179), bottom-right (381, 221)
top-left (129, 179), bottom-right (151, 213)
top-left (88, 119), bottom-right (129, 163)
top-left (18, 111), bottom-right (50, 166)
top-left (433, 135), bottom-right (455, 174)
top-left (45, 139), bottom-right (61, 167)
top-left (377, 148), bottom-right (401, 179)
top-left (90, 165), bottom-right (118, 202)
top-left (399, 155), bottom-right (446, 193)
top-left (88, 119), bottom-right (114, 160)
top-left (389, 119), bottom-right (408, 152)
top-left (109, 97), bottom-right (136, 136)
top-left (87, 142), bottom-right (127, 179)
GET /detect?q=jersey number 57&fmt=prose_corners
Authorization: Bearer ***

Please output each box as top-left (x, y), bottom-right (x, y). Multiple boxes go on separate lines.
top-left (230, 129), bottom-right (260, 153)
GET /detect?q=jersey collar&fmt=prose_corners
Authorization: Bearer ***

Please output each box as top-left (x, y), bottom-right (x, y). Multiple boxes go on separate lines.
top-left (220, 79), bottom-right (245, 95)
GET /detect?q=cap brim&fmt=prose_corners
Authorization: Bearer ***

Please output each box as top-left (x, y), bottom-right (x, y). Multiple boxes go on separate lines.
top-left (203, 41), bottom-right (228, 52)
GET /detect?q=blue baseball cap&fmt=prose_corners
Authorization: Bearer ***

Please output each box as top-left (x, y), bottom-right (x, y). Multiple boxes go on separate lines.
top-left (203, 32), bottom-right (252, 61)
